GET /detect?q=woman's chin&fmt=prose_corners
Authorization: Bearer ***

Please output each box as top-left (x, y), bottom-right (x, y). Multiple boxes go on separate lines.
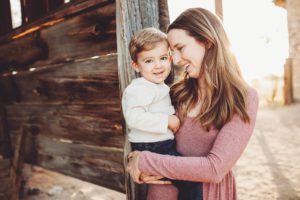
top-left (187, 73), bottom-right (199, 79)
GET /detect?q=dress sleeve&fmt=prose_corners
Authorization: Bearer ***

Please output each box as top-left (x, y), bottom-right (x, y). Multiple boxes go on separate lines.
top-left (123, 84), bottom-right (170, 134)
top-left (138, 88), bottom-right (259, 183)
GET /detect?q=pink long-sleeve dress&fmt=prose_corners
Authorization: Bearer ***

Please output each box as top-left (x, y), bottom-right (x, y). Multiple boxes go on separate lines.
top-left (138, 88), bottom-right (259, 200)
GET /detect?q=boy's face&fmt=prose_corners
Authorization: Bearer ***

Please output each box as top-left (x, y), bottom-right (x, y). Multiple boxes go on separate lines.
top-left (132, 42), bottom-right (171, 84)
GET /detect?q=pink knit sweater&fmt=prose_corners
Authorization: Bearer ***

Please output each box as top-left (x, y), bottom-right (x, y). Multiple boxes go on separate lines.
top-left (138, 88), bottom-right (259, 200)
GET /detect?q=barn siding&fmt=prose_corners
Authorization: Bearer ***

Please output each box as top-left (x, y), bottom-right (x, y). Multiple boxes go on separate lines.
top-left (0, 0), bottom-right (125, 195)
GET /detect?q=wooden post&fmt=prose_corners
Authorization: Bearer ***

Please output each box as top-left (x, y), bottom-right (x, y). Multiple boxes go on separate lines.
top-left (0, 0), bottom-right (13, 35)
top-left (0, 159), bottom-right (11, 200)
top-left (158, 0), bottom-right (170, 33)
top-left (284, 58), bottom-right (293, 104)
top-left (0, 86), bottom-right (13, 159)
top-left (215, 0), bottom-right (223, 21)
top-left (116, 0), bottom-right (169, 199)
top-left (9, 128), bottom-right (28, 200)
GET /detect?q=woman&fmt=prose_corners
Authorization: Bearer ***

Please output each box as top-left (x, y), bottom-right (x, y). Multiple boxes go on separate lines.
top-left (127, 7), bottom-right (259, 200)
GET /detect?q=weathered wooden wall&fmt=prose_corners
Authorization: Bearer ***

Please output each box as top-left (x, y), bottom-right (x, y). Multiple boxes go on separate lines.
top-left (0, 0), bottom-right (116, 73)
top-left (286, 0), bottom-right (300, 101)
top-left (0, 0), bottom-right (125, 197)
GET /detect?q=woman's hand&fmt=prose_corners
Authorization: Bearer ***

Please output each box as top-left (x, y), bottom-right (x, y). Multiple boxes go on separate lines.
top-left (127, 151), bottom-right (143, 184)
top-left (141, 174), bottom-right (171, 184)
top-left (127, 151), bottom-right (171, 185)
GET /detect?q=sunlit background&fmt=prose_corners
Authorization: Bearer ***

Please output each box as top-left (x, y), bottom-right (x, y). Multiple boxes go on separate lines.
top-left (168, 0), bottom-right (288, 104)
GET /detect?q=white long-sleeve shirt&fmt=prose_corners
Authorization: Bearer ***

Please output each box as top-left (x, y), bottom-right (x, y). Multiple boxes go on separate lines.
top-left (122, 77), bottom-right (175, 143)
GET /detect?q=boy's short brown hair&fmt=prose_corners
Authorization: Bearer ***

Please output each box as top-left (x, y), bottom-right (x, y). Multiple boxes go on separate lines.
top-left (129, 27), bottom-right (168, 62)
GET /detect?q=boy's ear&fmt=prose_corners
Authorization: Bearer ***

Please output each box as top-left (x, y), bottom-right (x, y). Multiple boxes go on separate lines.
top-left (131, 61), bottom-right (140, 72)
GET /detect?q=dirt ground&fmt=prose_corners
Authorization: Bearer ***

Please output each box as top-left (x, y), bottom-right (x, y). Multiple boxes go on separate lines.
top-left (22, 103), bottom-right (300, 200)
top-left (234, 102), bottom-right (300, 200)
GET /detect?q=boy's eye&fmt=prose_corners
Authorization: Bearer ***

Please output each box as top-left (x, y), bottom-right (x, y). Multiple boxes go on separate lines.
top-left (145, 60), bottom-right (153, 63)
top-left (161, 56), bottom-right (168, 61)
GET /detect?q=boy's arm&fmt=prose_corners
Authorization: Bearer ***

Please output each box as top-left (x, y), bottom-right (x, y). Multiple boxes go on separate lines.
top-left (123, 84), bottom-right (170, 134)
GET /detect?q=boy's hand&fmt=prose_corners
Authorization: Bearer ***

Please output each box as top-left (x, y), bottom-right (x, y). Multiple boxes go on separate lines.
top-left (168, 115), bottom-right (180, 133)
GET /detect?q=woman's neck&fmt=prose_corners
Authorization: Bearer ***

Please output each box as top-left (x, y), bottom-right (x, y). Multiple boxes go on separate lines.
top-left (197, 77), bottom-right (206, 100)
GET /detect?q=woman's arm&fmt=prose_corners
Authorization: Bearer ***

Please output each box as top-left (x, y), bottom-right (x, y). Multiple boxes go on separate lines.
top-left (138, 88), bottom-right (259, 183)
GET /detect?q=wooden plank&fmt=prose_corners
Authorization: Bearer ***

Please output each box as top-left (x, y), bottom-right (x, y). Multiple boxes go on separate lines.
top-left (0, 159), bottom-right (11, 177)
top-left (0, 107), bottom-right (11, 158)
top-left (0, 0), bottom-right (12, 35)
top-left (116, 0), bottom-right (169, 199)
top-left (6, 102), bottom-right (123, 148)
top-left (7, 133), bottom-right (125, 192)
top-left (31, 135), bottom-right (124, 192)
top-left (0, 1), bottom-right (116, 73)
top-left (0, 92), bottom-right (13, 158)
top-left (1, 54), bottom-right (119, 104)
top-left (0, 159), bottom-right (11, 194)
top-left (9, 128), bottom-right (27, 200)
top-left (0, 0), bottom-right (115, 43)
top-left (0, 33), bottom-right (49, 74)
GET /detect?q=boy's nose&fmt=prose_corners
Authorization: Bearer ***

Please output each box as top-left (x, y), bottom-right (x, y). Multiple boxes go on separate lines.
top-left (154, 61), bottom-right (163, 68)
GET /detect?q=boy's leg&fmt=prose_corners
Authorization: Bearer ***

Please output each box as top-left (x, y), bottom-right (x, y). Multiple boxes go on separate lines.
top-left (130, 142), bottom-right (149, 200)
top-left (164, 141), bottom-right (203, 200)
top-left (175, 181), bottom-right (203, 200)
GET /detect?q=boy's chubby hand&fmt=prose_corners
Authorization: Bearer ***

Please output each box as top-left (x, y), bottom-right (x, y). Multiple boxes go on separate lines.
top-left (168, 115), bottom-right (180, 133)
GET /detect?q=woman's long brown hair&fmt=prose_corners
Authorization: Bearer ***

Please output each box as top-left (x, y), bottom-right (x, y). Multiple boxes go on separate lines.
top-left (169, 8), bottom-right (250, 130)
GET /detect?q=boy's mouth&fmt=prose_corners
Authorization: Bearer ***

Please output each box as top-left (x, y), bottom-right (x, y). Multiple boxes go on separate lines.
top-left (154, 71), bottom-right (164, 75)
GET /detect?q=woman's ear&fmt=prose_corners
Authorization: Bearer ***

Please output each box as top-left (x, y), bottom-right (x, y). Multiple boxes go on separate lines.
top-left (131, 61), bottom-right (140, 72)
top-left (206, 42), bottom-right (212, 49)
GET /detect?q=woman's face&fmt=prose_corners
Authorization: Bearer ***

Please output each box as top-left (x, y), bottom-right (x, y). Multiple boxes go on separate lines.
top-left (167, 29), bottom-right (206, 79)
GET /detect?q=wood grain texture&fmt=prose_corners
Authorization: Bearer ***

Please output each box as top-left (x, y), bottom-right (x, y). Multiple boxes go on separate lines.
top-left (1, 54), bottom-right (119, 104)
top-left (0, 1), bottom-right (116, 73)
top-left (12, 134), bottom-right (125, 192)
top-left (7, 102), bottom-right (123, 148)
top-left (0, 159), bottom-right (11, 196)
